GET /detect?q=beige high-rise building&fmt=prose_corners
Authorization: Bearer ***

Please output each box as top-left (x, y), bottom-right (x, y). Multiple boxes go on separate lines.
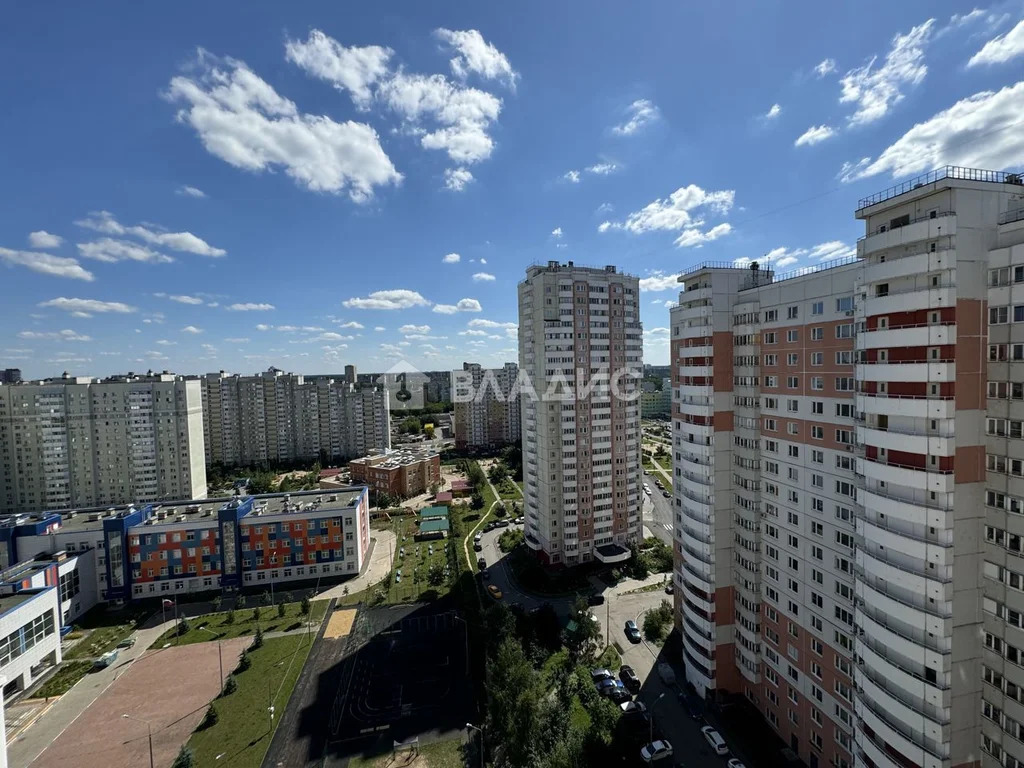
top-left (519, 261), bottom-right (643, 566)
top-left (452, 362), bottom-right (521, 450)
top-left (0, 372), bottom-right (207, 514)
top-left (200, 369), bottom-right (389, 467)
top-left (669, 167), bottom-right (1024, 768)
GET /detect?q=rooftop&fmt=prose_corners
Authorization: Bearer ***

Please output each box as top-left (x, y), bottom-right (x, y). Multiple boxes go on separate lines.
top-left (350, 446), bottom-right (439, 470)
top-left (418, 518), bottom-right (450, 534)
top-left (417, 506), bottom-right (449, 519)
top-left (856, 165), bottom-right (1024, 212)
top-left (0, 592), bottom-right (38, 616)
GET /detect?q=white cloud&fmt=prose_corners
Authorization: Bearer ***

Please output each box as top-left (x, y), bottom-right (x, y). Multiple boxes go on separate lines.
top-left (76, 211), bottom-right (225, 257)
top-left (444, 167), bottom-right (474, 191)
top-left (169, 294), bottom-right (204, 305)
top-left (551, 227), bottom-right (563, 238)
top-left (808, 241), bottom-right (856, 260)
top-left (480, 258), bottom-right (487, 264)
top-left (313, 332), bottom-right (352, 342)
top-left (284, 30), bottom-right (393, 108)
top-left (255, 324), bottom-right (271, 331)
top-left (77, 238), bottom-right (173, 264)
top-left (764, 103), bottom-right (782, 119)
top-left (182, 325), bottom-right (203, 334)
top-left (375, 326), bottom-right (386, 331)
top-left (472, 272), bottom-right (495, 281)
top-left (639, 272), bottom-right (680, 292)
top-left (563, 170), bottom-right (581, 183)
top-left (167, 50), bottom-right (401, 201)
top-left (950, 9), bottom-right (985, 28)
top-left (612, 99), bottom-right (660, 136)
top-left (18, 329), bottom-right (91, 342)
top-left (339, 321), bottom-right (364, 329)
top-left (968, 20), bottom-right (1024, 67)
top-left (224, 337), bottom-right (249, 343)
top-left (468, 318), bottom-right (515, 329)
top-left (156, 339), bottom-right (177, 346)
top-left (814, 58), bottom-right (837, 77)
top-left (456, 298), bottom-right (482, 312)
top-left (343, 289), bottom-right (431, 310)
top-left (0, 247), bottom-right (95, 281)
top-left (28, 231), bottom-right (63, 249)
top-left (460, 329), bottom-right (488, 336)
top-left (400, 324), bottom-right (431, 335)
top-left (177, 185), bottom-right (207, 198)
top-left (435, 28), bottom-right (518, 88)
top-left (839, 19), bottom-right (934, 126)
top-left (38, 297), bottom-right (137, 315)
top-left (794, 124), bottom-right (837, 147)
top-left (433, 304), bottom-right (458, 314)
top-left (604, 184), bottom-right (735, 248)
top-left (839, 81), bottom-right (1024, 182)
top-left (442, 253), bottom-right (461, 264)
top-left (586, 162), bottom-right (618, 175)
top-left (227, 302), bottom-right (275, 311)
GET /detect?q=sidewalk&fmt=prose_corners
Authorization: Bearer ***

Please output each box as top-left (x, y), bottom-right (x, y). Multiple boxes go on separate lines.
top-left (315, 529), bottom-right (396, 602)
top-left (7, 613), bottom-right (179, 768)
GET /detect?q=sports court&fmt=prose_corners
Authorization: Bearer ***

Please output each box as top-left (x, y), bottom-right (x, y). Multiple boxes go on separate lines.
top-left (30, 638), bottom-right (247, 768)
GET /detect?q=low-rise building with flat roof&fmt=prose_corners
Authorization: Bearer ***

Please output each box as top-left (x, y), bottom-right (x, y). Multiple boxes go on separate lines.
top-left (348, 447), bottom-right (441, 499)
top-left (0, 587), bottom-right (61, 694)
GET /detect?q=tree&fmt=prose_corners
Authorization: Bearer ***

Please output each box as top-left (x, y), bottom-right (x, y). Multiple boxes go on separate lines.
top-left (564, 598), bottom-right (601, 663)
top-left (211, 596), bottom-right (222, 612)
top-left (221, 675), bottom-right (238, 696)
top-left (247, 470), bottom-right (276, 495)
top-left (493, 501), bottom-right (507, 518)
top-left (624, 541), bottom-right (650, 580)
top-left (172, 746), bottom-right (196, 768)
top-left (177, 617), bottom-right (191, 636)
top-left (424, 424), bottom-right (435, 439)
top-left (237, 651), bottom-right (252, 672)
top-left (260, 590), bottom-right (272, 606)
top-left (224, 609), bottom-right (235, 625)
top-left (430, 481), bottom-right (441, 497)
top-left (300, 595), bottom-right (311, 615)
top-left (201, 703), bottom-right (219, 729)
top-left (277, 601), bottom-right (286, 619)
top-left (471, 491), bottom-right (485, 510)
top-left (236, 595), bottom-right (247, 609)
top-left (486, 637), bottom-right (544, 767)
top-left (428, 562), bottom-right (446, 586)
top-left (643, 601), bottom-right (674, 643)
top-left (401, 416), bottom-right (422, 434)
top-left (252, 606), bottom-right (262, 623)
top-left (252, 625), bottom-right (264, 649)
top-left (502, 444), bottom-right (523, 480)
top-left (488, 462), bottom-right (509, 484)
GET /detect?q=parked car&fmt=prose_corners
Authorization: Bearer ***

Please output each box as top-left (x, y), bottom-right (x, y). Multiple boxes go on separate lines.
top-left (619, 700), bottom-right (647, 714)
top-left (474, 542), bottom-right (483, 552)
top-left (727, 760), bottom-right (746, 768)
top-left (701, 726), bottom-right (729, 756)
top-left (496, 520), bottom-right (511, 528)
top-left (619, 665), bottom-right (641, 693)
top-left (664, 581), bottom-right (674, 594)
top-left (474, 532), bottom-right (482, 542)
top-left (586, 593), bottom-right (605, 606)
top-left (607, 687), bottom-right (632, 704)
top-left (597, 678), bottom-right (625, 694)
top-left (590, 668), bottom-right (614, 683)
top-left (677, 690), bottom-right (703, 721)
top-left (487, 584), bottom-right (503, 600)
top-left (624, 619), bottom-right (642, 643)
top-left (477, 557), bottom-right (487, 570)
top-left (640, 740), bottom-right (674, 763)
top-left (92, 650), bottom-right (118, 670)
top-left (116, 636), bottom-right (136, 649)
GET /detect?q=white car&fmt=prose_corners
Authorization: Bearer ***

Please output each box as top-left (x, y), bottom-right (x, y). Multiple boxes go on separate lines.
top-left (701, 725), bottom-right (729, 756)
top-left (619, 700), bottom-right (648, 714)
top-left (640, 740), bottom-right (673, 762)
top-left (727, 760), bottom-right (746, 768)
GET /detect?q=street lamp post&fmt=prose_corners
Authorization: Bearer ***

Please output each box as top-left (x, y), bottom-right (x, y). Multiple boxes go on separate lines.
top-left (122, 713), bottom-right (155, 768)
top-left (452, 615), bottom-right (470, 676)
top-left (650, 692), bottom-right (666, 746)
top-left (466, 722), bottom-right (484, 768)
top-left (198, 626), bottom-right (224, 689)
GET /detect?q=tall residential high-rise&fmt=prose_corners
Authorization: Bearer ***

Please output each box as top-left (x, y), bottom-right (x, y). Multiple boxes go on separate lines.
top-left (519, 261), bottom-right (643, 566)
top-left (0, 372), bottom-right (207, 515)
top-left (452, 361), bottom-right (521, 450)
top-left (0, 369), bottom-right (21, 384)
top-left (669, 167), bottom-right (1024, 768)
top-left (200, 369), bottom-right (389, 467)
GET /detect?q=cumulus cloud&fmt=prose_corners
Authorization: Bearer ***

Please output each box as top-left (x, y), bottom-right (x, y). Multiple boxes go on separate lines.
top-left (224, 337), bottom-right (249, 343)
top-left (457, 298), bottom-right (482, 312)
top-left (472, 272), bottom-right (495, 281)
top-left (227, 302), bottom-right (275, 311)
top-left (639, 272), bottom-right (681, 292)
top-left (38, 297), bottom-right (137, 315)
top-left (563, 170), bottom-right (581, 183)
top-left (76, 211), bottom-right (225, 257)
top-left (968, 20), bottom-right (1024, 67)
top-left (338, 321), bottom-right (364, 329)
top-left (182, 325), bottom-right (203, 334)
top-left (808, 241), bottom-right (857, 260)
top-left (794, 124), bottom-right (836, 147)
top-left (77, 238), bottom-right (173, 264)
top-left (435, 28), bottom-right (519, 88)
top-left (839, 81), bottom-right (1024, 182)
top-left (586, 162), bottom-right (618, 175)
top-left (177, 185), bottom-right (207, 198)
top-left (814, 58), bottom-right (837, 77)
top-left (343, 289), bottom-right (431, 310)
top-left (551, 227), bottom-right (563, 238)
top-left (601, 184), bottom-right (735, 248)
top-left (468, 318), bottom-right (515, 329)
top-left (443, 253), bottom-right (461, 264)
top-left (18, 329), bottom-right (91, 341)
top-left (28, 231), bottom-right (63, 249)
top-left (0, 247), bottom-right (94, 281)
top-left (169, 294), bottom-right (204, 305)
top-left (612, 99), bottom-right (660, 135)
top-left (284, 30), bottom-right (393, 107)
top-left (764, 103), bottom-right (782, 119)
top-left (444, 167), bottom-right (474, 191)
top-left (166, 49), bottom-right (401, 201)
top-left (459, 329), bottom-right (488, 337)
top-left (839, 19), bottom-right (934, 125)
top-left (400, 324), bottom-right (431, 335)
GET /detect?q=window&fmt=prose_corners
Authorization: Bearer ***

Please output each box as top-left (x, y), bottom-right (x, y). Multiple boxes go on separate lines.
top-left (836, 324), bottom-right (853, 339)
top-left (787, 399), bottom-right (798, 413)
top-left (811, 301), bottom-right (823, 315)
top-left (765, 375), bottom-right (778, 388)
top-left (992, 306), bottom-right (1010, 325)
top-left (812, 449), bottom-right (823, 463)
top-left (811, 376), bottom-right (824, 390)
top-left (811, 327), bottom-right (823, 340)
top-left (787, 422), bottom-right (799, 436)
top-left (835, 377), bottom-right (854, 391)
top-left (835, 296), bottom-right (853, 313)
top-left (810, 352), bottom-right (823, 366)
top-left (787, 306), bottom-right (799, 319)
top-left (764, 354), bottom-right (778, 366)
top-left (765, 310), bottom-right (779, 322)
top-left (764, 331), bottom-right (777, 344)
top-left (787, 376), bottom-right (799, 388)
top-left (786, 353), bottom-right (798, 366)
top-left (811, 425), bottom-right (824, 439)
top-left (835, 350), bottom-right (852, 365)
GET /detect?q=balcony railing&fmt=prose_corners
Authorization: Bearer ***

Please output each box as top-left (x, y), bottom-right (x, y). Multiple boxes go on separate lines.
top-left (857, 601), bottom-right (949, 655)
top-left (858, 210), bottom-right (956, 241)
top-left (863, 457), bottom-right (953, 476)
top-left (999, 207), bottom-right (1024, 225)
top-left (856, 165), bottom-right (1022, 211)
top-left (857, 667), bottom-right (949, 755)
top-left (856, 573), bottom-right (952, 619)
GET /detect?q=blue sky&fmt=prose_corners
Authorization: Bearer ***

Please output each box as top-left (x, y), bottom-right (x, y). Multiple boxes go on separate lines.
top-left (2, 1), bottom-right (1023, 378)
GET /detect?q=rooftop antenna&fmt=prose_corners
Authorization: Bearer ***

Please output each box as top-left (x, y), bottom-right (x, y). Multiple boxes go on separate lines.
top-left (750, 260), bottom-right (760, 286)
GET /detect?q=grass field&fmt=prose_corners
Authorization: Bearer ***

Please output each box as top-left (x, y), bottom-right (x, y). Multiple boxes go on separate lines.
top-left (187, 634), bottom-right (313, 768)
top-left (386, 515), bottom-right (456, 604)
top-left (346, 737), bottom-right (465, 768)
top-left (33, 661), bottom-right (93, 698)
top-left (63, 606), bottom-right (144, 661)
top-left (496, 478), bottom-right (521, 500)
top-left (151, 600), bottom-right (327, 647)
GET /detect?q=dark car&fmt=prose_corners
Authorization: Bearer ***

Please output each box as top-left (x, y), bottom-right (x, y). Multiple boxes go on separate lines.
top-left (625, 620), bottom-right (642, 643)
top-left (474, 542), bottom-right (483, 551)
top-left (619, 665), bottom-right (641, 693)
top-left (590, 668), bottom-right (614, 683)
top-left (496, 520), bottom-right (511, 528)
top-left (677, 690), bottom-right (703, 721)
top-left (597, 678), bottom-right (625, 695)
top-left (607, 687), bottom-right (632, 704)
top-left (477, 557), bottom-right (487, 570)
top-left (587, 593), bottom-right (605, 606)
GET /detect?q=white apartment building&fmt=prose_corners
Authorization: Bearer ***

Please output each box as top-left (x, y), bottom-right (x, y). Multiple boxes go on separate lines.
top-left (200, 369), bottom-right (389, 467)
top-left (452, 362), bottom-right (521, 450)
top-left (669, 167), bottom-right (1024, 768)
top-left (0, 373), bottom-right (206, 516)
top-left (519, 261), bottom-right (643, 566)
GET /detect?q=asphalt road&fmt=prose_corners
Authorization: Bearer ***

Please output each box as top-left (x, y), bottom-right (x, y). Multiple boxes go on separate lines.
top-left (643, 473), bottom-right (675, 546)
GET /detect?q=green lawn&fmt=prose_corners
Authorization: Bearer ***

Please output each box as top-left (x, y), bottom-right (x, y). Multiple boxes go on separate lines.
top-left (151, 600), bottom-right (327, 648)
top-left (187, 634), bottom-right (313, 768)
top-left (63, 605), bottom-right (145, 661)
top-left (33, 661), bottom-right (93, 698)
top-left (386, 515), bottom-right (456, 604)
top-left (346, 736), bottom-right (465, 768)
top-left (496, 477), bottom-right (521, 500)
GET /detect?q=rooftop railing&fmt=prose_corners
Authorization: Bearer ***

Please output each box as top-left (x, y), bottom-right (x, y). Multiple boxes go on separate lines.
top-left (857, 165), bottom-right (1023, 211)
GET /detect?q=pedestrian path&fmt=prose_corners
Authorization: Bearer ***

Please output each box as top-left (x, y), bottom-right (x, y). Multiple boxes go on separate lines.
top-left (315, 529), bottom-right (396, 602)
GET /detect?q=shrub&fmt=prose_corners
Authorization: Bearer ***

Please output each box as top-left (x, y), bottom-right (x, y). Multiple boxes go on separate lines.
top-left (300, 596), bottom-right (311, 615)
top-left (224, 609), bottom-right (235, 625)
top-left (277, 602), bottom-right (286, 619)
top-left (237, 651), bottom-right (252, 672)
top-left (200, 703), bottom-right (219, 729)
top-left (221, 675), bottom-right (237, 697)
top-left (252, 625), bottom-right (264, 650)
top-left (172, 746), bottom-right (196, 768)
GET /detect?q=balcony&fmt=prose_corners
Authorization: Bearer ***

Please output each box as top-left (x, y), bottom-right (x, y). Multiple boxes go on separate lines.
top-left (861, 458), bottom-right (954, 494)
top-left (855, 575), bottom-right (951, 623)
top-left (855, 360), bottom-right (954, 383)
top-left (858, 213), bottom-right (957, 256)
top-left (860, 249), bottom-right (954, 284)
top-left (857, 425), bottom-right (952, 457)
top-left (856, 548), bottom-right (951, 599)
top-left (856, 688), bottom-right (948, 768)
top-left (855, 319), bottom-right (956, 349)
top-left (856, 393), bottom-right (954, 420)
top-left (681, 559), bottom-right (714, 594)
